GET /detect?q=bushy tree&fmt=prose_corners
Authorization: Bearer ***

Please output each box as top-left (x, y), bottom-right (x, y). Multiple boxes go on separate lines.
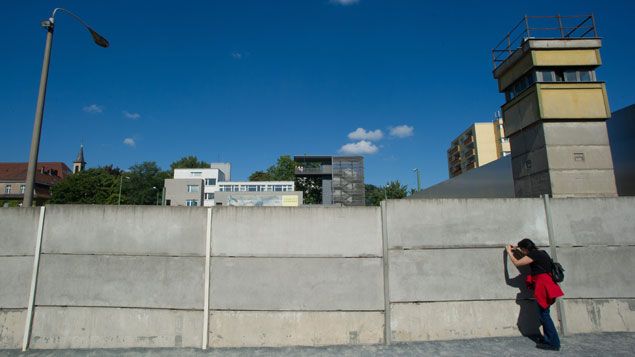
top-left (364, 181), bottom-right (409, 206)
top-left (248, 170), bottom-right (273, 181)
top-left (50, 167), bottom-right (120, 204)
top-left (122, 161), bottom-right (170, 205)
top-left (296, 176), bottom-right (322, 204)
top-left (365, 184), bottom-right (384, 206)
top-left (265, 155), bottom-right (296, 181)
top-left (384, 180), bottom-right (408, 199)
top-left (170, 156), bottom-right (209, 172)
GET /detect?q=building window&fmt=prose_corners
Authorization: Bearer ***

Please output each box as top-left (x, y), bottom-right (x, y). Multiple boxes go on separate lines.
top-left (186, 199), bottom-right (198, 206)
top-left (20, 185), bottom-right (26, 194)
top-left (187, 185), bottom-right (199, 192)
top-left (191, 171), bottom-right (202, 177)
top-left (4, 185), bottom-right (11, 194)
top-left (205, 178), bottom-right (216, 186)
top-left (205, 193), bottom-right (215, 200)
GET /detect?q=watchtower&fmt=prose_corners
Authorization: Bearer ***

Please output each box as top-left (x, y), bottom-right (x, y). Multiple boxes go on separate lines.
top-left (492, 15), bottom-right (617, 197)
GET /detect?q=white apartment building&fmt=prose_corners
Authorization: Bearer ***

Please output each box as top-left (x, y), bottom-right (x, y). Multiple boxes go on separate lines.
top-left (164, 163), bottom-right (296, 207)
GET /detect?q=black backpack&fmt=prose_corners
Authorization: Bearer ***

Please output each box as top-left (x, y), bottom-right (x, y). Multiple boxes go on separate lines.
top-left (551, 259), bottom-right (565, 283)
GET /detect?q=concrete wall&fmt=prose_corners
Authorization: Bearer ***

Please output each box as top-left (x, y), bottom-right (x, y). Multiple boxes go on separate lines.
top-left (386, 197), bottom-right (635, 342)
top-left (0, 198), bottom-right (633, 349)
top-left (0, 208), bottom-right (40, 349)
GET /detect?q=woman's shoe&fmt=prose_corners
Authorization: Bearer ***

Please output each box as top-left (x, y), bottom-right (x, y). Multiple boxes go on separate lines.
top-left (536, 342), bottom-right (560, 351)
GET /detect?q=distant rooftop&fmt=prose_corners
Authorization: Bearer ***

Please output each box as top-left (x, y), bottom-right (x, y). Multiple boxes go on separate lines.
top-left (492, 14), bottom-right (599, 69)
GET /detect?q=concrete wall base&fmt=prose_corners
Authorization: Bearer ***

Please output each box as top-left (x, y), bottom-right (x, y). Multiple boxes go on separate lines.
top-left (390, 300), bottom-right (559, 342)
top-left (208, 310), bottom-right (384, 347)
top-left (29, 306), bottom-right (202, 349)
top-left (565, 299), bottom-right (635, 334)
top-left (0, 309), bottom-right (25, 349)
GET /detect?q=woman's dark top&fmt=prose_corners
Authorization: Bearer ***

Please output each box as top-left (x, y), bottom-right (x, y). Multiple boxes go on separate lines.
top-left (527, 249), bottom-right (553, 275)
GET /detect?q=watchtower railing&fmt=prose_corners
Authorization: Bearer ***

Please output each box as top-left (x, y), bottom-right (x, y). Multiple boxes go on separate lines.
top-left (492, 14), bottom-right (598, 69)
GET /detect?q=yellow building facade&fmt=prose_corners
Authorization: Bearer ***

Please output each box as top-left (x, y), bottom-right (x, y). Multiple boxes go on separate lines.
top-left (493, 27), bottom-right (617, 197)
top-left (447, 118), bottom-right (511, 178)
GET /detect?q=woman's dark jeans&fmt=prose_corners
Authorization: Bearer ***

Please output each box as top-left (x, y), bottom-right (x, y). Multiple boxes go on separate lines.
top-left (538, 305), bottom-right (560, 348)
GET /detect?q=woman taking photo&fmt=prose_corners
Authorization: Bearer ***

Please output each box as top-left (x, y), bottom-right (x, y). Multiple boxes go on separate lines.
top-left (506, 238), bottom-right (564, 351)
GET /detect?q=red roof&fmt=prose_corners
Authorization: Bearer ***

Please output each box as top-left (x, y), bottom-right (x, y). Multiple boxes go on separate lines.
top-left (0, 162), bottom-right (71, 186)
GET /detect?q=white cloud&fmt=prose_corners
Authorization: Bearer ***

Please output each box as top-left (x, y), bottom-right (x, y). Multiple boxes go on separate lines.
top-left (389, 125), bottom-right (414, 138)
top-left (347, 128), bottom-right (383, 141)
top-left (123, 111), bottom-right (141, 120)
top-left (231, 52), bottom-right (243, 60)
top-left (330, 0), bottom-right (360, 5)
top-left (123, 138), bottom-right (135, 147)
top-left (82, 104), bottom-right (103, 113)
top-left (339, 140), bottom-right (378, 155)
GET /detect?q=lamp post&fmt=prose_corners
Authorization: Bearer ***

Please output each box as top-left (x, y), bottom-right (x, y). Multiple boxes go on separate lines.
top-left (413, 168), bottom-right (421, 192)
top-left (152, 187), bottom-right (159, 206)
top-left (23, 8), bottom-right (109, 207)
top-left (118, 176), bottom-right (130, 205)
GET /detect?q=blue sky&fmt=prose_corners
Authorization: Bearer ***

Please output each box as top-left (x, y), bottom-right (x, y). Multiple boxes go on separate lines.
top-left (2, 0), bottom-right (634, 188)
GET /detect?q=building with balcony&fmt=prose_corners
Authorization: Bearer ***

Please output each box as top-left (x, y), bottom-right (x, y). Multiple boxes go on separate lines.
top-left (294, 155), bottom-right (365, 206)
top-left (447, 117), bottom-right (511, 178)
top-left (492, 14), bottom-right (617, 197)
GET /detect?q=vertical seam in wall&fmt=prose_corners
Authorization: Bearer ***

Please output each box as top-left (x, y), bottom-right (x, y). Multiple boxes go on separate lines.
top-left (202, 208), bottom-right (212, 349)
top-left (22, 206), bottom-right (45, 351)
top-left (380, 201), bottom-right (391, 345)
top-left (542, 195), bottom-right (568, 336)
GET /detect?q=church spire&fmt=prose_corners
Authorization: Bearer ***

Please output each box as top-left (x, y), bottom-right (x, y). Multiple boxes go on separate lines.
top-left (73, 145), bottom-right (86, 173)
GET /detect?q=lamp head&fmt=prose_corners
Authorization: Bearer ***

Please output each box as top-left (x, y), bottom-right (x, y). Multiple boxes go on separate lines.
top-left (88, 27), bottom-right (109, 48)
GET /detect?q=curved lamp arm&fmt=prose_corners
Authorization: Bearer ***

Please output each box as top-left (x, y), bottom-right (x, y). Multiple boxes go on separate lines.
top-left (49, 7), bottom-right (109, 47)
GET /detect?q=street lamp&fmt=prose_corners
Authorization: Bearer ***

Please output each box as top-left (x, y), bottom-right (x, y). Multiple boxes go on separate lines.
top-left (118, 176), bottom-right (130, 205)
top-left (413, 168), bottom-right (421, 192)
top-left (152, 187), bottom-right (160, 206)
top-left (23, 8), bottom-right (109, 207)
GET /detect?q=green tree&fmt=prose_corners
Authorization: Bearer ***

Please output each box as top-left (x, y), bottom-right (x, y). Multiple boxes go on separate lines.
top-left (265, 155), bottom-right (296, 181)
top-left (364, 181), bottom-right (409, 206)
top-left (248, 170), bottom-right (273, 181)
top-left (50, 167), bottom-right (120, 204)
top-left (123, 162), bottom-right (170, 205)
top-left (365, 184), bottom-right (384, 206)
top-left (169, 156), bottom-right (209, 172)
top-left (296, 176), bottom-right (322, 204)
top-left (384, 180), bottom-right (408, 199)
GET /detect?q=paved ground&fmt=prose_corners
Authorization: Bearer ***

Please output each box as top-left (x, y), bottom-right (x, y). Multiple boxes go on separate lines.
top-left (1, 332), bottom-right (633, 356)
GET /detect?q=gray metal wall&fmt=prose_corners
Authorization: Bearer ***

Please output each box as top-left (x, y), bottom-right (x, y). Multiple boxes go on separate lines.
top-left (0, 198), bottom-right (634, 349)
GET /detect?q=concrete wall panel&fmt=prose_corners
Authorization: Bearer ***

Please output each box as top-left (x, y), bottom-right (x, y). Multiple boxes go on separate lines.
top-left (211, 207), bottom-right (382, 257)
top-left (209, 311), bottom-right (384, 347)
top-left (543, 121), bottom-right (610, 147)
top-left (550, 198), bottom-right (635, 245)
top-left (386, 199), bottom-right (548, 249)
top-left (42, 205), bottom-right (206, 256)
top-left (0, 256), bottom-right (33, 308)
top-left (36, 255), bottom-right (204, 309)
top-left (0, 310), bottom-right (25, 349)
top-left (30, 306), bottom-right (202, 349)
top-left (210, 257), bottom-right (383, 310)
top-left (389, 249), bottom-right (530, 302)
top-left (558, 246), bottom-right (635, 298)
top-left (0, 207), bottom-right (39, 256)
top-left (564, 299), bottom-right (635, 334)
top-left (391, 300), bottom-right (551, 341)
